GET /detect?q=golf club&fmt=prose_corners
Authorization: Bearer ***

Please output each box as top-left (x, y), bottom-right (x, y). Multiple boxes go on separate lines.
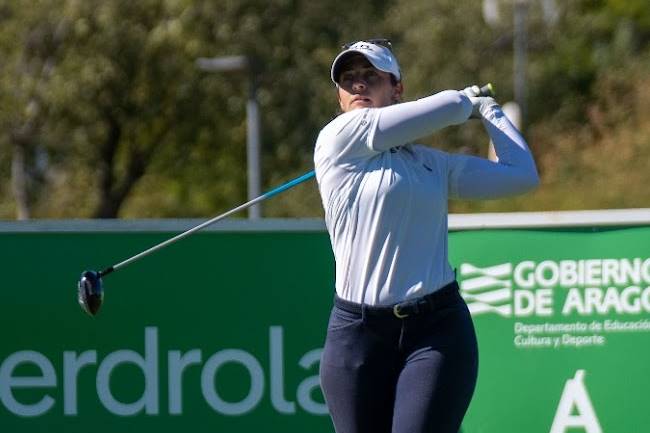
top-left (77, 170), bottom-right (315, 316)
top-left (77, 82), bottom-right (496, 317)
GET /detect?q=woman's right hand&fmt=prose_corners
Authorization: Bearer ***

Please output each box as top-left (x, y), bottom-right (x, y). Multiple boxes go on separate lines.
top-left (461, 85), bottom-right (498, 119)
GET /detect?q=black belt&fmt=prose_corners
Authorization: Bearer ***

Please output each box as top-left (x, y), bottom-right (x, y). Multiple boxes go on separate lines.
top-left (334, 281), bottom-right (460, 319)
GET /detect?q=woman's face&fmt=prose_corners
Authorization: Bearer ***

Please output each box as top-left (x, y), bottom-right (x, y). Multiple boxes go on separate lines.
top-left (336, 55), bottom-right (403, 112)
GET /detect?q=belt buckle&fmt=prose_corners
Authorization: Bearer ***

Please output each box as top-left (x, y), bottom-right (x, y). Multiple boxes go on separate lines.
top-left (393, 297), bottom-right (431, 318)
top-left (393, 303), bottom-right (409, 319)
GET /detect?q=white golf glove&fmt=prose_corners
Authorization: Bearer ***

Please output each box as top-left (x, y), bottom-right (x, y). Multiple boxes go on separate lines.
top-left (461, 86), bottom-right (498, 119)
top-left (461, 85), bottom-right (483, 98)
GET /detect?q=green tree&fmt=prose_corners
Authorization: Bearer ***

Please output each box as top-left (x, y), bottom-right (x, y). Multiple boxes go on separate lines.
top-left (0, 0), bottom-right (247, 218)
top-left (0, 0), bottom-right (648, 219)
top-left (0, 0), bottom-right (393, 219)
top-left (0, 0), bottom-right (69, 218)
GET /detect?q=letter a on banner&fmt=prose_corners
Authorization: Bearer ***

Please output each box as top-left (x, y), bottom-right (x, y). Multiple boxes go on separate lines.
top-left (550, 370), bottom-right (602, 433)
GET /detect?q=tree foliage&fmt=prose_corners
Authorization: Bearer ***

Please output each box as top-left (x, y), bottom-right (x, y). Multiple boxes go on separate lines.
top-left (0, 0), bottom-right (648, 219)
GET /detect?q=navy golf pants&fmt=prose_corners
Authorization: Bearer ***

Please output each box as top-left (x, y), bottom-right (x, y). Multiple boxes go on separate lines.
top-left (320, 282), bottom-right (478, 433)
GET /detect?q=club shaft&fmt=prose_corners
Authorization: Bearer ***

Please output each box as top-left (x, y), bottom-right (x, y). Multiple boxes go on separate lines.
top-left (101, 170), bottom-right (315, 275)
top-left (98, 83), bottom-right (494, 278)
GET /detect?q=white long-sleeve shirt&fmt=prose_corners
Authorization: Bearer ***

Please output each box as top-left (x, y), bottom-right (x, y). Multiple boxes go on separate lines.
top-left (314, 90), bottom-right (539, 305)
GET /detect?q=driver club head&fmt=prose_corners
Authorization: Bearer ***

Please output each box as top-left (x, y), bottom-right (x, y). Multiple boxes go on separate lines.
top-left (78, 270), bottom-right (104, 316)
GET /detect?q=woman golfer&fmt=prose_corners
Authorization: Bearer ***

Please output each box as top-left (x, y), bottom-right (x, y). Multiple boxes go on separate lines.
top-left (314, 39), bottom-right (539, 433)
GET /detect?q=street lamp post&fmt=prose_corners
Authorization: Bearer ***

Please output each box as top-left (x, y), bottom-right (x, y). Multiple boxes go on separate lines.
top-left (483, 0), bottom-right (559, 130)
top-left (196, 55), bottom-right (262, 219)
top-left (513, 0), bottom-right (529, 126)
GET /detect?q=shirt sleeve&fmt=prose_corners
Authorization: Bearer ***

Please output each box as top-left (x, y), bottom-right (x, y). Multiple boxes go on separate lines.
top-left (315, 90), bottom-right (472, 167)
top-left (370, 90), bottom-right (472, 151)
top-left (448, 102), bottom-right (540, 199)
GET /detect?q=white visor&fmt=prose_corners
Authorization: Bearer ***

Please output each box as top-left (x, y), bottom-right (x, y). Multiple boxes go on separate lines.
top-left (330, 41), bottom-right (401, 84)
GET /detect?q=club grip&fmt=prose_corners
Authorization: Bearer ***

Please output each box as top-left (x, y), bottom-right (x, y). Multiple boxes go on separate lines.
top-left (479, 83), bottom-right (495, 97)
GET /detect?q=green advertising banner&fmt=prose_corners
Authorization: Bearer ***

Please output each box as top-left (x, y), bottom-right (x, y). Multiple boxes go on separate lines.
top-left (0, 218), bottom-right (648, 433)
top-left (450, 227), bottom-right (650, 433)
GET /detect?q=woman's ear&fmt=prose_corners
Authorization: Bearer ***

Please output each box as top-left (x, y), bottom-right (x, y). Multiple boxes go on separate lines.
top-left (392, 82), bottom-right (404, 103)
